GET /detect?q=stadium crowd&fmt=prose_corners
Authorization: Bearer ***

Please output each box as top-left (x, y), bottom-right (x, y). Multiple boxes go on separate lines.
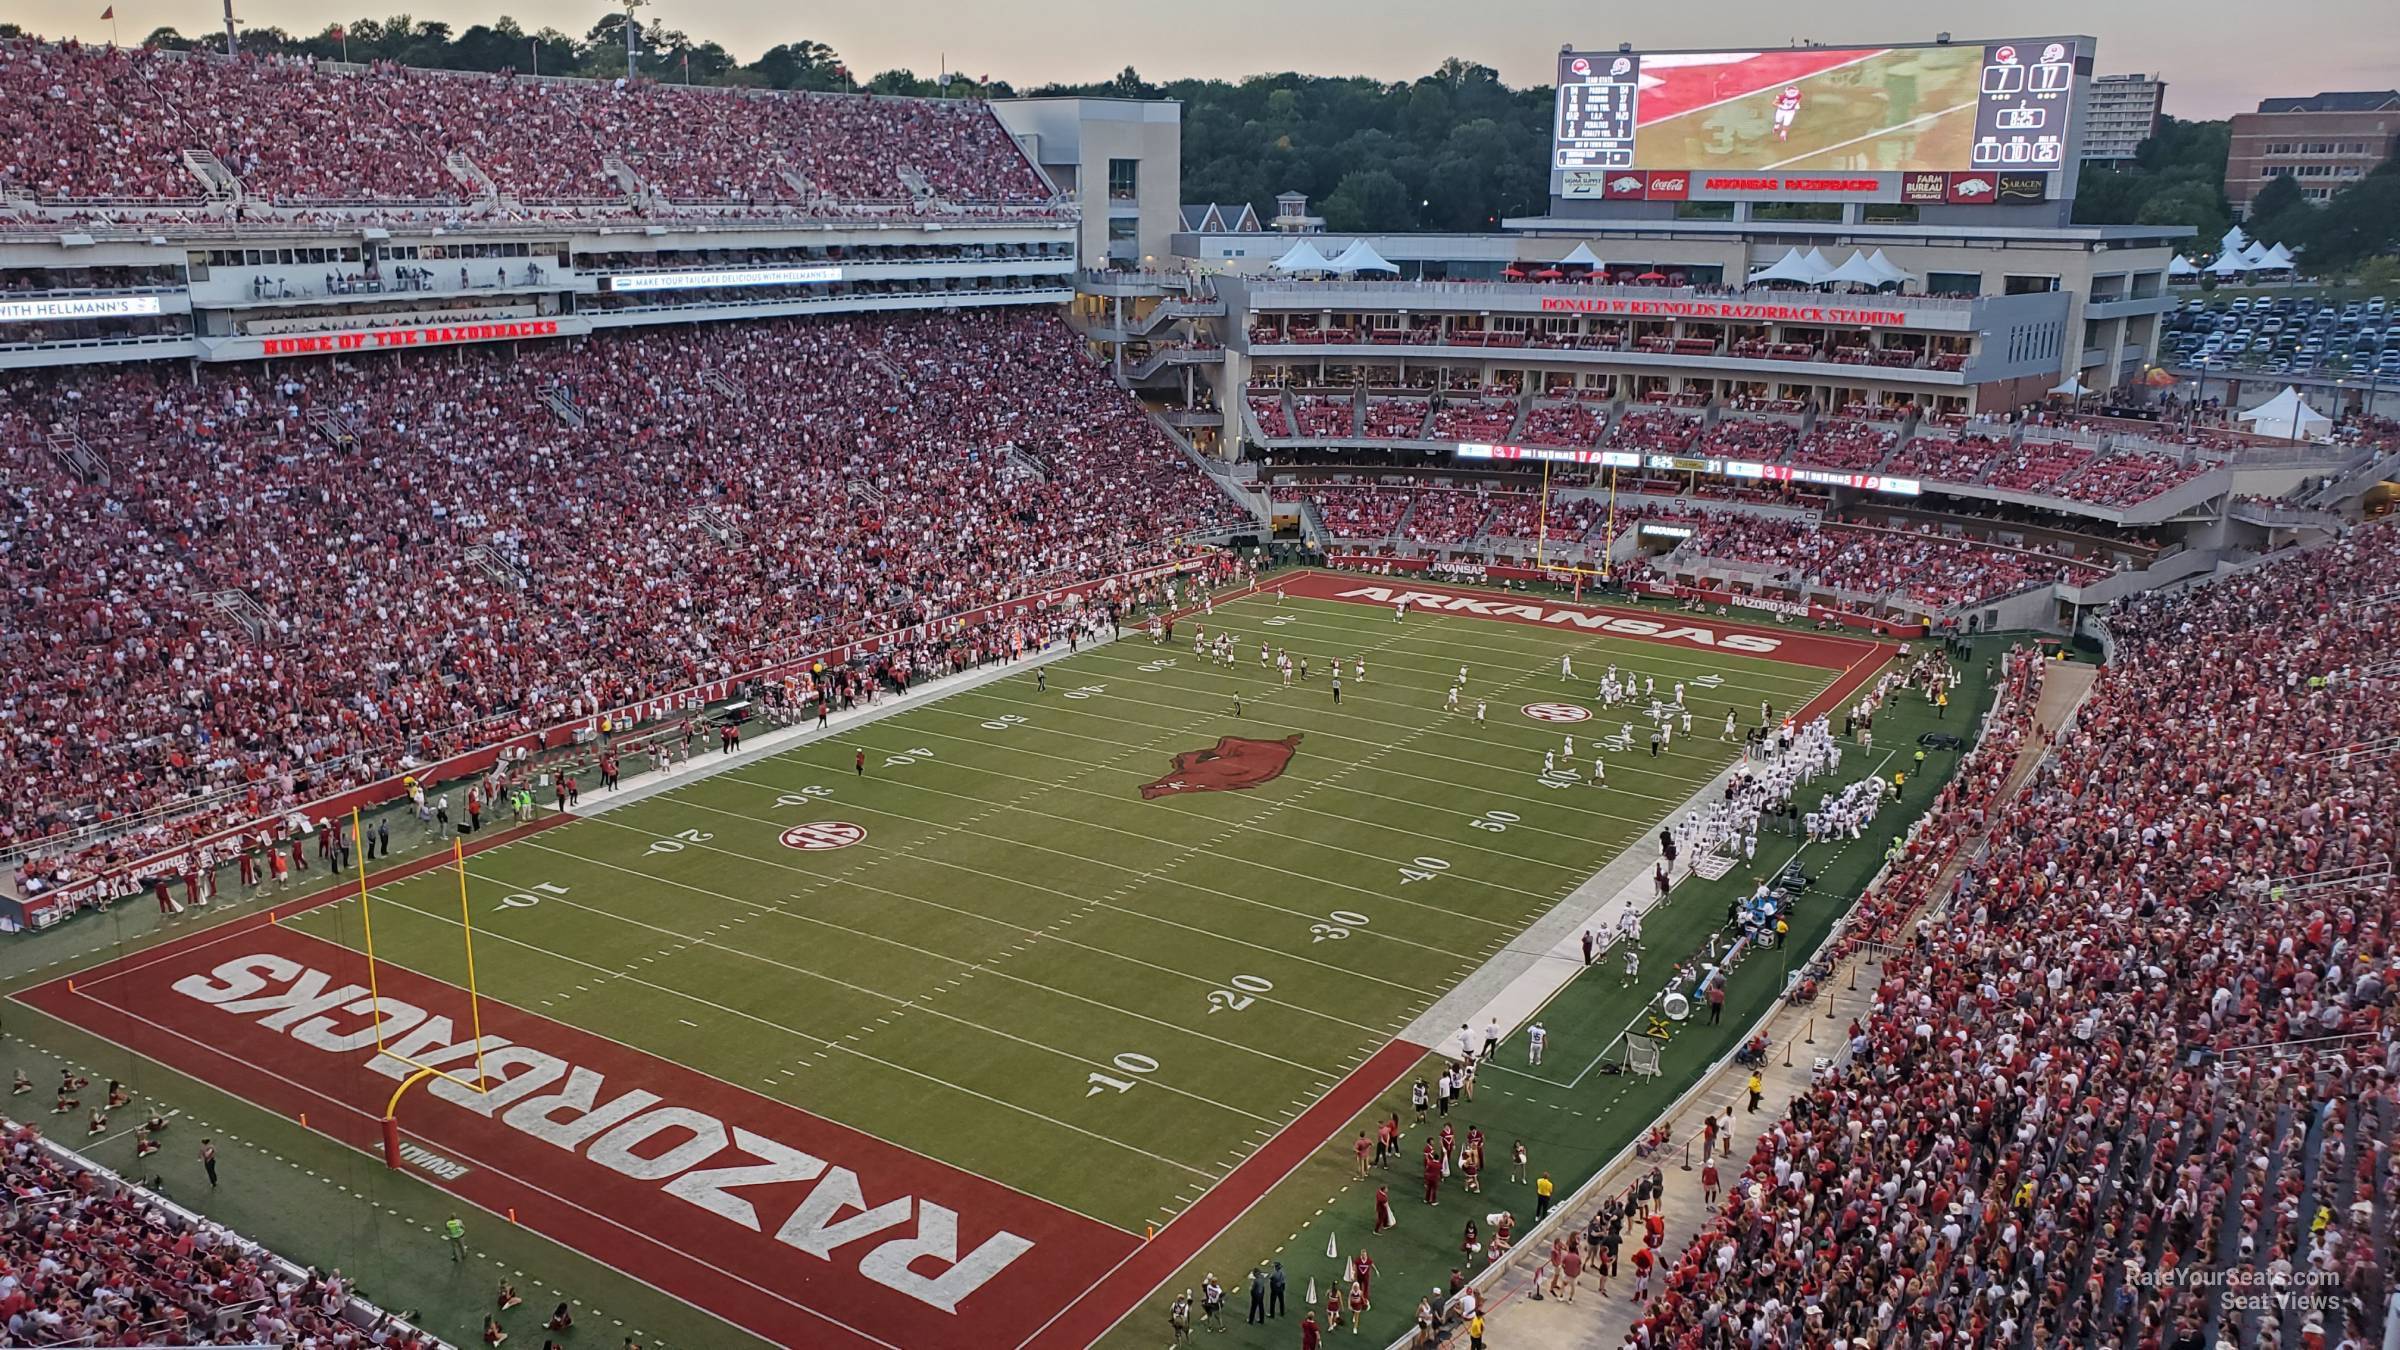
top-left (1622, 523), bottom-right (2399, 1350)
top-left (1670, 517), bottom-right (2110, 609)
top-left (0, 308), bottom-right (1235, 872)
top-left (0, 40), bottom-right (1050, 213)
top-left (0, 1118), bottom-right (428, 1345)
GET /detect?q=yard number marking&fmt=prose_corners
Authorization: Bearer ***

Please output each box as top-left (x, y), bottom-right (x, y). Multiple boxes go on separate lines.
top-left (1309, 909), bottom-right (1371, 943)
top-left (1086, 1051), bottom-right (1161, 1097)
top-left (645, 827), bottom-right (715, 856)
top-left (773, 786), bottom-right (834, 808)
top-left (979, 714), bottom-right (1030, 732)
top-left (1205, 974), bottom-right (1274, 1014)
top-left (884, 747), bottom-right (935, 768)
top-left (1467, 809), bottom-right (1519, 833)
top-left (494, 881), bottom-right (570, 912)
top-left (1062, 684), bottom-right (1107, 700)
top-left (1397, 855), bottom-right (1451, 885)
top-left (1137, 658), bottom-right (1179, 673)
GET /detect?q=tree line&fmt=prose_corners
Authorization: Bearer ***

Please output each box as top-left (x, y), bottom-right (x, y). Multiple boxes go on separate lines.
top-left (24, 16), bottom-right (2400, 268)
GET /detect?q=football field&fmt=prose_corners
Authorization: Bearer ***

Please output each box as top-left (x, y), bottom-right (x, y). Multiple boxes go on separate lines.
top-left (19, 572), bottom-right (1888, 1347)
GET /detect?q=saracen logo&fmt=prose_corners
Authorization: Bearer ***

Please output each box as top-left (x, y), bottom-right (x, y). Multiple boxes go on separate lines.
top-left (1139, 735), bottom-right (1303, 799)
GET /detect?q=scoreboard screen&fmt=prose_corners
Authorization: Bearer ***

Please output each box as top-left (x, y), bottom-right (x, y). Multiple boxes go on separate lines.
top-left (1553, 37), bottom-right (2087, 201)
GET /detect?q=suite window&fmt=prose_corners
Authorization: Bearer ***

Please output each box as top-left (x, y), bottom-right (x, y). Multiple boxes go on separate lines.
top-left (1107, 158), bottom-right (1139, 202)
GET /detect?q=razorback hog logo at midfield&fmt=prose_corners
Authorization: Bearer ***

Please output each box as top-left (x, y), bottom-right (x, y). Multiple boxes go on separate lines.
top-left (1139, 735), bottom-right (1303, 799)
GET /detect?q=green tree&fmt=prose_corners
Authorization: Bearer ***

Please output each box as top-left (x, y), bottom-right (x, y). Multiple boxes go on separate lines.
top-left (1321, 168), bottom-right (1412, 232)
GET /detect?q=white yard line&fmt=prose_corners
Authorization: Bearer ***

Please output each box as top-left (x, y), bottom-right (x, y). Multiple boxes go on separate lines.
top-left (328, 874), bottom-right (1227, 1180)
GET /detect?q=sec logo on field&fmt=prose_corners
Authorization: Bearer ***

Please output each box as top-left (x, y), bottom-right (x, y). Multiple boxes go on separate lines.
top-left (780, 821), bottom-right (867, 851)
top-left (1521, 702), bottom-right (1594, 724)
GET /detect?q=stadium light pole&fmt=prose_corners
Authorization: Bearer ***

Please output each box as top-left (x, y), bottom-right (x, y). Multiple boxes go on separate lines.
top-left (221, 0), bottom-right (238, 55)
top-left (620, 0), bottom-right (648, 80)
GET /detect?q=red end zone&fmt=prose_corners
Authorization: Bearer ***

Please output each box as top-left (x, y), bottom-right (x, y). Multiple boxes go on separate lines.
top-left (1280, 571), bottom-right (1886, 675)
top-left (17, 915), bottom-right (1135, 1348)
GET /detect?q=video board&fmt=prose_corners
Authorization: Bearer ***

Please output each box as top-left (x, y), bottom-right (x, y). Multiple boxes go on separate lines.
top-left (1555, 39), bottom-right (2084, 204)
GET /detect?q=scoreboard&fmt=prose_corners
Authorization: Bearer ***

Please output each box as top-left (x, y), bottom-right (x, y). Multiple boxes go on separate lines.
top-left (1967, 39), bottom-right (2077, 169)
top-left (1554, 52), bottom-right (1642, 171)
top-left (1551, 36), bottom-right (2091, 206)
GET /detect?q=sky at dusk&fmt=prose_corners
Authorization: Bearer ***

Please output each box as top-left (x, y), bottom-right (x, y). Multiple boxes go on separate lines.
top-left (31, 0), bottom-right (2398, 119)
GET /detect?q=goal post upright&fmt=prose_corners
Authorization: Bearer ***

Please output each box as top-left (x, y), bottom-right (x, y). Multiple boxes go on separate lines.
top-left (351, 808), bottom-right (495, 1168)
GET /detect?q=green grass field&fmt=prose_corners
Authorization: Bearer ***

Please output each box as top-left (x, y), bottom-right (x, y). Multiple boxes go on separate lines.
top-left (284, 589), bottom-right (1835, 1231)
top-left (0, 576), bottom-right (2013, 1347)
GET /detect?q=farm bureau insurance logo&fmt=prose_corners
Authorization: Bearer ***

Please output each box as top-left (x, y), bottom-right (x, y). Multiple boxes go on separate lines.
top-left (1139, 735), bottom-right (1303, 799)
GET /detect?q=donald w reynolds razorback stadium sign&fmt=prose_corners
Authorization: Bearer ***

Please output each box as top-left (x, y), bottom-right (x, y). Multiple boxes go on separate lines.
top-left (1537, 296), bottom-right (1911, 327)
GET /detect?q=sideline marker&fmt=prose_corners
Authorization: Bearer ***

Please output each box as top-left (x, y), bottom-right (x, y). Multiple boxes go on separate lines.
top-left (298, 1112), bottom-right (308, 1129)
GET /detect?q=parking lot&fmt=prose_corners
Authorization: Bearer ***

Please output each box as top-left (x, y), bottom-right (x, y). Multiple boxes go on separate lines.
top-left (2166, 289), bottom-right (2400, 379)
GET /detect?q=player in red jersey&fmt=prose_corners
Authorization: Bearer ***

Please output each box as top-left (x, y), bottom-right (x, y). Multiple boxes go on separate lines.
top-left (1773, 85), bottom-right (1802, 141)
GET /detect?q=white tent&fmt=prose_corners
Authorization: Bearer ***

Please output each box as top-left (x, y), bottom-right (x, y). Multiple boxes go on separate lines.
top-left (2167, 255), bottom-right (2200, 276)
top-left (2207, 252), bottom-right (2254, 277)
top-left (2049, 376), bottom-right (2092, 397)
top-left (1799, 248), bottom-right (1839, 282)
top-left (2237, 240), bottom-right (2273, 267)
top-left (2262, 242), bottom-right (2297, 269)
top-left (1748, 247), bottom-right (1826, 284)
top-left (1863, 249), bottom-right (1916, 284)
top-left (2237, 386), bottom-right (2334, 440)
top-left (1269, 240), bottom-right (1334, 273)
top-left (1822, 251), bottom-right (1891, 287)
top-left (2220, 224), bottom-right (2249, 257)
top-left (1557, 241), bottom-right (1605, 269)
top-left (1325, 239), bottom-right (1399, 274)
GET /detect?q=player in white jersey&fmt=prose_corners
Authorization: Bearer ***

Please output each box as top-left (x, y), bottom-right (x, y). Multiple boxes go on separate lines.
top-left (1543, 751), bottom-right (1556, 774)
top-left (1561, 654), bottom-right (1575, 681)
top-left (1457, 665), bottom-right (1468, 687)
top-left (1563, 734), bottom-right (1575, 760)
top-left (1673, 681), bottom-right (1686, 707)
top-left (1526, 1023), bottom-right (1547, 1066)
top-left (1591, 753), bottom-right (1606, 785)
top-left (1354, 658), bottom-right (1366, 684)
top-left (1773, 85), bottom-right (1802, 141)
top-left (1475, 699), bottom-right (1487, 726)
top-left (1446, 685), bottom-right (1460, 712)
top-left (1394, 599), bottom-right (1408, 622)
top-left (1724, 710), bottom-right (1738, 740)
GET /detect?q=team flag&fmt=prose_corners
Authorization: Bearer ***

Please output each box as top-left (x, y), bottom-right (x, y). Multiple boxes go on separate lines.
top-left (100, 5), bottom-right (113, 17)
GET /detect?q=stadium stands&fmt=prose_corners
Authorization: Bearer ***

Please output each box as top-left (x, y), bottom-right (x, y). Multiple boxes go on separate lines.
top-left (1518, 401), bottom-right (1608, 449)
top-left (0, 41), bottom-right (1050, 218)
top-left (1630, 523), bottom-right (2399, 1350)
top-left (1786, 420), bottom-right (1898, 473)
top-left (1672, 517), bottom-right (2110, 609)
top-left (0, 1117), bottom-right (433, 1345)
top-left (0, 309), bottom-right (1234, 863)
top-left (1304, 486), bottom-right (1413, 539)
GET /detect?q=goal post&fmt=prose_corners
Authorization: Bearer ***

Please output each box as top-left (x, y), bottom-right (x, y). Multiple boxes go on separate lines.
top-left (351, 808), bottom-right (493, 1166)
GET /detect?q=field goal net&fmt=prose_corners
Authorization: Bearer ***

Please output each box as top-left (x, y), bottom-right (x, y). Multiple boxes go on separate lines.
top-left (1626, 1034), bottom-right (1664, 1079)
